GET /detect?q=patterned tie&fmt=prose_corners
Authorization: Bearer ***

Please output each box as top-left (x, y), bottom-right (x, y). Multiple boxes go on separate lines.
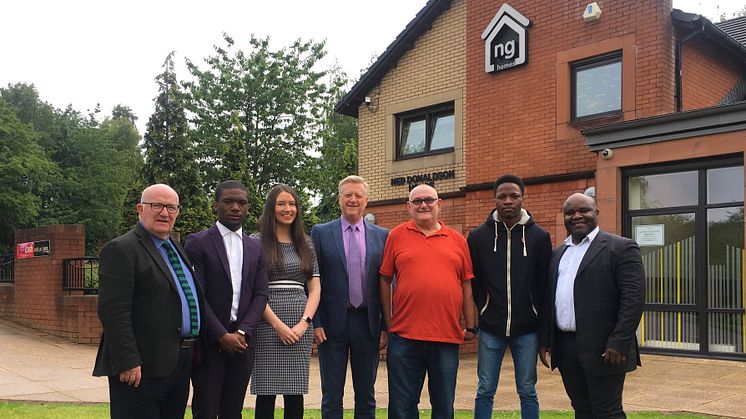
top-left (163, 241), bottom-right (199, 337)
top-left (348, 225), bottom-right (363, 308)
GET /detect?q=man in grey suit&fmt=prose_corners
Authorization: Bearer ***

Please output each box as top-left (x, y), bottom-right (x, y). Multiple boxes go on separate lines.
top-left (311, 175), bottom-right (388, 419)
top-left (94, 184), bottom-right (202, 419)
top-left (539, 193), bottom-right (645, 419)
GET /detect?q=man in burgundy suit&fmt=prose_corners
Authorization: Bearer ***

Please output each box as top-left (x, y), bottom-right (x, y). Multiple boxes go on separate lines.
top-left (185, 180), bottom-right (269, 419)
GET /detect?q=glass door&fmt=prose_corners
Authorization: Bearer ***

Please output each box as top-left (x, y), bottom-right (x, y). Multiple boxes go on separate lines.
top-left (625, 159), bottom-right (744, 358)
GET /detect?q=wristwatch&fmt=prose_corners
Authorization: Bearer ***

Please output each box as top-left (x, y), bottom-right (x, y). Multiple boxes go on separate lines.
top-left (236, 329), bottom-right (246, 337)
top-left (466, 327), bottom-right (479, 335)
top-left (303, 316), bottom-right (312, 325)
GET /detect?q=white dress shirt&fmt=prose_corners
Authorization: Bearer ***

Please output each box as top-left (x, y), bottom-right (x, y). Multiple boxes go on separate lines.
top-left (555, 226), bottom-right (600, 332)
top-left (216, 222), bottom-right (244, 322)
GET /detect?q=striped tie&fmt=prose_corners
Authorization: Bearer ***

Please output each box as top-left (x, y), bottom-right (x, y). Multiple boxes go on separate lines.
top-left (163, 241), bottom-right (199, 337)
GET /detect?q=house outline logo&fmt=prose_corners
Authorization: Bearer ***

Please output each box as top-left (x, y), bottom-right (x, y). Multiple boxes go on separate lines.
top-left (482, 3), bottom-right (532, 73)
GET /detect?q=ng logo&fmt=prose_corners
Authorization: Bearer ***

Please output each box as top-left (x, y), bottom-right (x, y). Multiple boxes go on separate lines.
top-left (482, 4), bottom-right (531, 73)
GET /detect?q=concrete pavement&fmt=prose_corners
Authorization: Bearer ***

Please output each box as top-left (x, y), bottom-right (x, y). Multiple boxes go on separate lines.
top-left (0, 319), bottom-right (745, 417)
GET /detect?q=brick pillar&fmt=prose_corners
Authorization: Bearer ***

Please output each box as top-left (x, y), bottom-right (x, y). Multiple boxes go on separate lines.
top-left (9, 225), bottom-right (87, 337)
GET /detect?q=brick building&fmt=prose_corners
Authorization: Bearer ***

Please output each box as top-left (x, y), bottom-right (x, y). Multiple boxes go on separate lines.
top-left (336, 0), bottom-right (746, 359)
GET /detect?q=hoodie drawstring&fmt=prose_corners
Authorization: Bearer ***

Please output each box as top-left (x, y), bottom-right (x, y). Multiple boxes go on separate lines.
top-left (493, 221), bottom-right (498, 252)
top-left (522, 225), bottom-right (527, 256)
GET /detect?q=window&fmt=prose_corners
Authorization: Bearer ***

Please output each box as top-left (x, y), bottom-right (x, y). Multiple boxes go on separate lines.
top-left (571, 52), bottom-right (622, 121)
top-left (396, 102), bottom-right (454, 159)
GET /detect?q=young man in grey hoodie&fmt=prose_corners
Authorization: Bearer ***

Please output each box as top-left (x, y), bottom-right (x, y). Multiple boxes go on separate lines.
top-left (467, 174), bottom-right (552, 419)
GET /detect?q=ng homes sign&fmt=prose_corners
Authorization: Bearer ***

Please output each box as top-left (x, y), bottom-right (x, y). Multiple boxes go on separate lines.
top-left (482, 3), bottom-right (532, 73)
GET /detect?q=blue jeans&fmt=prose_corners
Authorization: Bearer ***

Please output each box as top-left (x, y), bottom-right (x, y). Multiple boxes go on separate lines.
top-left (387, 333), bottom-right (459, 419)
top-left (474, 330), bottom-right (539, 419)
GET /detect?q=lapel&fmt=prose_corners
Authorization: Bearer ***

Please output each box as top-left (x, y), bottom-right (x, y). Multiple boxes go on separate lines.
top-left (331, 218), bottom-right (348, 276)
top-left (575, 230), bottom-right (607, 278)
top-left (240, 232), bottom-right (253, 286)
top-left (550, 245), bottom-right (568, 288)
top-left (134, 223), bottom-right (179, 293)
top-left (208, 225), bottom-right (232, 281)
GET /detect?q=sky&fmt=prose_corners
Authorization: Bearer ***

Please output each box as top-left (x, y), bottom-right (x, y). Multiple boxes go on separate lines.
top-left (1, 0), bottom-right (742, 135)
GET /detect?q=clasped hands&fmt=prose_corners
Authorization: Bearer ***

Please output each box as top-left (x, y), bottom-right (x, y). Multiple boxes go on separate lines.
top-left (218, 331), bottom-right (248, 354)
top-left (275, 320), bottom-right (308, 346)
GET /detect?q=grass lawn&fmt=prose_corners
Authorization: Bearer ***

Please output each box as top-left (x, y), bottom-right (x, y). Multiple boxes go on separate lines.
top-left (0, 402), bottom-right (715, 418)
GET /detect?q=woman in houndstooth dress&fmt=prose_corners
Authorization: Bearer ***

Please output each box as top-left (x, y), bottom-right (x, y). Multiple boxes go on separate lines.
top-left (251, 184), bottom-right (320, 419)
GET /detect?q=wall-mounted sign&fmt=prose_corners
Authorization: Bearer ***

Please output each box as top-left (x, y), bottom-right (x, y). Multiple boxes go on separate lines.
top-left (635, 224), bottom-right (664, 247)
top-left (482, 3), bottom-right (532, 73)
top-left (16, 240), bottom-right (51, 259)
top-left (390, 169), bottom-right (456, 190)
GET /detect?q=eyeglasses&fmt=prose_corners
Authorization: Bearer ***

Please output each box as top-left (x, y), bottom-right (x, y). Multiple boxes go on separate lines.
top-left (141, 202), bottom-right (180, 214)
top-left (409, 197), bottom-right (438, 206)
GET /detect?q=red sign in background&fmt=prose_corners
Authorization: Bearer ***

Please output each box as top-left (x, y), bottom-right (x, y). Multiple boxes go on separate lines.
top-left (16, 242), bottom-right (34, 259)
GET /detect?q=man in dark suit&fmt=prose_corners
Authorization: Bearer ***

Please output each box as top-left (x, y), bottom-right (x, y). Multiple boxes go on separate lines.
top-left (311, 175), bottom-right (388, 419)
top-left (94, 183), bottom-right (202, 419)
top-left (185, 180), bottom-right (269, 419)
top-left (539, 193), bottom-right (645, 419)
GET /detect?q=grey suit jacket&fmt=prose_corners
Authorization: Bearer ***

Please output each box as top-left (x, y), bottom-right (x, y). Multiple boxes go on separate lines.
top-left (311, 218), bottom-right (388, 337)
top-left (541, 230), bottom-right (645, 376)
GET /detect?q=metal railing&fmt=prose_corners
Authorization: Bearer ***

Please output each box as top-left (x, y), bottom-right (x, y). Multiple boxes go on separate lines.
top-left (63, 257), bottom-right (99, 295)
top-left (0, 254), bottom-right (13, 283)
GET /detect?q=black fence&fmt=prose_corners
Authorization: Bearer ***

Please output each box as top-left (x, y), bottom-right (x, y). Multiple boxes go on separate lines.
top-left (63, 257), bottom-right (99, 295)
top-left (0, 254), bottom-right (13, 283)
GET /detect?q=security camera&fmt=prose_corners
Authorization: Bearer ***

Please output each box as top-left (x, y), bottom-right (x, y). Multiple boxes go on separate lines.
top-left (600, 148), bottom-right (614, 160)
top-left (364, 96), bottom-right (372, 105)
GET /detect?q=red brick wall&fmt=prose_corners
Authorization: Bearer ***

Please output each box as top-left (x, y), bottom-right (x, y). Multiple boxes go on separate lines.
top-left (1, 225), bottom-right (102, 343)
top-left (681, 35), bottom-right (744, 111)
top-left (463, 0), bottom-right (674, 241)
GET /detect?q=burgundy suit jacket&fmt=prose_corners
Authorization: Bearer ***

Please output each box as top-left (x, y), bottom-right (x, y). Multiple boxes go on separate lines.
top-left (185, 225), bottom-right (268, 346)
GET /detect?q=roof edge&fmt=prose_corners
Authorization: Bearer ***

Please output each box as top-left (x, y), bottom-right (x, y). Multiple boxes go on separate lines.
top-left (334, 0), bottom-right (453, 118)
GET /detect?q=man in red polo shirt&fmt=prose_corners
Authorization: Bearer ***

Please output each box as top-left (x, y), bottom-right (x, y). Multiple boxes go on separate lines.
top-left (380, 184), bottom-right (477, 419)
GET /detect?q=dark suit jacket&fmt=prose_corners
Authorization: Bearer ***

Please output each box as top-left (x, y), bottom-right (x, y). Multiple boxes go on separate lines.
top-left (184, 225), bottom-right (268, 350)
top-left (541, 230), bottom-right (645, 376)
top-left (93, 223), bottom-right (203, 378)
top-left (311, 218), bottom-right (388, 337)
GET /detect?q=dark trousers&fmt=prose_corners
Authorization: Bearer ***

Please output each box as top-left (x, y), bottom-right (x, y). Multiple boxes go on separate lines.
top-left (555, 331), bottom-right (627, 419)
top-left (318, 308), bottom-right (380, 419)
top-left (108, 346), bottom-right (192, 419)
top-left (191, 340), bottom-right (254, 419)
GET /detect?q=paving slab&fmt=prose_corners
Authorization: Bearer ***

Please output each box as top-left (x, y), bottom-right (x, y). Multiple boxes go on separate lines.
top-left (0, 319), bottom-right (745, 417)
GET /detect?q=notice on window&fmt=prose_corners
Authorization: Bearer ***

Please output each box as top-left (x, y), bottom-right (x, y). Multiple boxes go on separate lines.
top-left (635, 224), bottom-right (664, 246)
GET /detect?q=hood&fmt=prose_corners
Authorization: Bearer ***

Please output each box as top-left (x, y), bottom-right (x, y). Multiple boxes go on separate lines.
top-left (486, 208), bottom-right (534, 254)
top-left (486, 208), bottom-right (534, 227)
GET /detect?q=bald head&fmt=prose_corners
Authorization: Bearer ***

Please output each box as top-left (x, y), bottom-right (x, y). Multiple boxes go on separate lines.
top-left (563, 192), bottom-right (599, 244)
top-left (409, 184), bottom-right (438, 201)
top-left (138, 184), bottom-right (180, 239)
top-left (141, 184), bottom-right (179, 204)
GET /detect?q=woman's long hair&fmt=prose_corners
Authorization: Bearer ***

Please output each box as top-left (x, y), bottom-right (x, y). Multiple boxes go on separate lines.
top-left (258, 184), bottom-right (314, 278)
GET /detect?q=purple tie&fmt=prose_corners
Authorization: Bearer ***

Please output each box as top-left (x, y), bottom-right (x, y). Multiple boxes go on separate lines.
top-left (348, 225), bottom-right (363, 308)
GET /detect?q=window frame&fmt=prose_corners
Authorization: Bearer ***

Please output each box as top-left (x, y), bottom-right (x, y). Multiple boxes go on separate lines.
top-left (571, 51), bottom-right (623, 122)
top-left (395, 102), bottom-right (455, 160)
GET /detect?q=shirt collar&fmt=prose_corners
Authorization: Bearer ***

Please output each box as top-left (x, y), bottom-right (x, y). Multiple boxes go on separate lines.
top-left (216, 221), bottom-right (242, 237)
top-left (563, 226), bottom-right (600, 246)
top-left (341, 216), bottom-right (364, 232)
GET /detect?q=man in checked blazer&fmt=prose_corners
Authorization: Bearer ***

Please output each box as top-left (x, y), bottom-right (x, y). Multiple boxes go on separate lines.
top-left (185, 180), bottom-right (268, 419)
top-left (539, 193), bottom-right (645, 419)
top-left (311, 175), bottom-right (388, 419)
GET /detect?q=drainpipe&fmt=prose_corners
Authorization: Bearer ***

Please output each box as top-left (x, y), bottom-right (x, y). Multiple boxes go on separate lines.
top-left (675, 19), bottom-right (706, 112)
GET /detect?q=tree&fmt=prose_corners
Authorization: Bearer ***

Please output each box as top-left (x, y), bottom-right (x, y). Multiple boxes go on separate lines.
top-left (313, 66), bottom-right (359, 223)
top-left (140, 52), bottom-right (212, 238)
top-left (0, 98), bottom-right (55, 253)
top-left (2, 83), bottom-right (142, 253)
top-left (184, 34), bottom-right (329, 225)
